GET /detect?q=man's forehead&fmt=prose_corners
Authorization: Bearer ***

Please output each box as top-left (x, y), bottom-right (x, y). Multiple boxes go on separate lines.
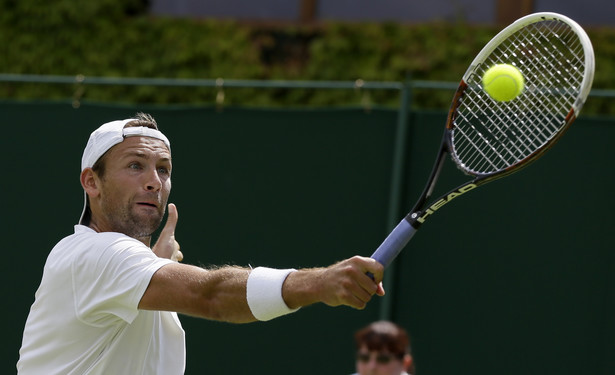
top-left (111, 136), bottom-right (171, 157)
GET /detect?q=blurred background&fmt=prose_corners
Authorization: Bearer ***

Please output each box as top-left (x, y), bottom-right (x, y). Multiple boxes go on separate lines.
top-left (2, 1), bottom-right (614, 374)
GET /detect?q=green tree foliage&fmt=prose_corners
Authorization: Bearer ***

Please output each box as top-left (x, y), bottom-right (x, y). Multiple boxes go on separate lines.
top-left (1, 1), bottom-right (613, 113)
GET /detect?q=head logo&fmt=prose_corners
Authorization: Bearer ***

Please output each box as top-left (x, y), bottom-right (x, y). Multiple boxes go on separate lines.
top-left (417, 183), bottom-right (478, 223)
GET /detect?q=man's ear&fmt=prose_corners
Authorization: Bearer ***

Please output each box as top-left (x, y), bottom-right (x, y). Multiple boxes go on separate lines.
top-left (80, 168), bottom-right (100, 199)
top-left (403, 354), bottom-right (413, 372)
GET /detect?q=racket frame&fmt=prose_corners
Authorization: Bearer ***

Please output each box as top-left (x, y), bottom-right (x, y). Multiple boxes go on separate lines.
top-left (371, 12), bottom-right (595, 268)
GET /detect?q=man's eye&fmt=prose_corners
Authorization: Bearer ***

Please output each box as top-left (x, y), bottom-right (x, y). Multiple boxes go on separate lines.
top-left (129, 163), bottom-right (142, 170)
top-left (158, 167), bottom-right (170, 175)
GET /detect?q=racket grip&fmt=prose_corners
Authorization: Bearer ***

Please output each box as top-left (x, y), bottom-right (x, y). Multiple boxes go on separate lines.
top-left (370, 219), bottom-right (417, 269)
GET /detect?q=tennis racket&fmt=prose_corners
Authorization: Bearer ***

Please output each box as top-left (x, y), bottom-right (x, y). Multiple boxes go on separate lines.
top-left (371, 12), bottom-right (595, 268)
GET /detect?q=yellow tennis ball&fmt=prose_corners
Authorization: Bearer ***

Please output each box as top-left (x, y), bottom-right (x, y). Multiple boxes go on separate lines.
top-left (482, 64), bottom-right (525, 102)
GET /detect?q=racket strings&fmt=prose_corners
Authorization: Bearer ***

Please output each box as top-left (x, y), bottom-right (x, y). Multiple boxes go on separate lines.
top-left (452, 19), bottom-right (586, 175)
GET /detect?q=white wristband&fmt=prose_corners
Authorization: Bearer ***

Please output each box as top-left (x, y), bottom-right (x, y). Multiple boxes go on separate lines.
top-left (246, 267), bottom-right (299, 321)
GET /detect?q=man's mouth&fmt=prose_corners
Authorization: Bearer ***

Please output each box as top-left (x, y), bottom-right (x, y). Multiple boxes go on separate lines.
top-left (137, 202), bottom-right (158, 208)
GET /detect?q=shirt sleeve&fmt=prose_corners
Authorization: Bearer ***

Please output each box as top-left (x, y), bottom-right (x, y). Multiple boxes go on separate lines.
top-left (71, 234), bottom-right (174, 327)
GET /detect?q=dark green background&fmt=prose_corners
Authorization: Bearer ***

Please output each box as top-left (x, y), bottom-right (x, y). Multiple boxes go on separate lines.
top-left (3, 101), bottom-right (613, 374)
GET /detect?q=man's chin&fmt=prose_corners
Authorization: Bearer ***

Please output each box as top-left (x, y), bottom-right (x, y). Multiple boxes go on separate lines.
top-left (125, 213), bottom-right (163, 237)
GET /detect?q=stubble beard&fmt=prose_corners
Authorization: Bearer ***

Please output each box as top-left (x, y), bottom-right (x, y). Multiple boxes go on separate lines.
top-left (101, 198), bottom-right (165, 240)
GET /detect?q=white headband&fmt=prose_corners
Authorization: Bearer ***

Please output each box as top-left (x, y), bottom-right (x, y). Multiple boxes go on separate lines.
top-left (80, 119), bottom-right (171, 171)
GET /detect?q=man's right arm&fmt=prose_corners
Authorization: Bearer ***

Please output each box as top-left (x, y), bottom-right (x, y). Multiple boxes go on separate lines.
top-left (142, 203), bottom-right (385, 323)
top-left (139, 263), bottom-right (256, 323)
top-left (138, 256), bottom-right (384, 323)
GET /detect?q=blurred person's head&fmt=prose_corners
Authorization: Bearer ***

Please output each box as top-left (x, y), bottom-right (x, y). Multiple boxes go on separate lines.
top-left (354, 321), bottom-right (413, 375)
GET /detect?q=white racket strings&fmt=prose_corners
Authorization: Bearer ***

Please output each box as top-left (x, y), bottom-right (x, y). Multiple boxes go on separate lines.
top-left (452, 19), bottom-right (586, 175)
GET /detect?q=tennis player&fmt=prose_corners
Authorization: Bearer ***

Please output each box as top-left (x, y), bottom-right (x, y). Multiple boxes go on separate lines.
top-left (17, 113), bottom-right (385, 375)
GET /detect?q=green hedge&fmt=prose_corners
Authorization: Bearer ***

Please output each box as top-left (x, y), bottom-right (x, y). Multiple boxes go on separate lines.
top-left (1, 1), bottom-right (614, 113)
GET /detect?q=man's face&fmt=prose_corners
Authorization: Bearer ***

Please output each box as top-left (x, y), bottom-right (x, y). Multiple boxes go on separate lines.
top-left (93, 136), bottom-right (172, 239)
top-left (356, 345), bottom-right (407, 375)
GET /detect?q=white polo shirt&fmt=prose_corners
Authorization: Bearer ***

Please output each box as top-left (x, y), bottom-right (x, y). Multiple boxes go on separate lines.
top-left (18, 225), bottom-right (185, 375)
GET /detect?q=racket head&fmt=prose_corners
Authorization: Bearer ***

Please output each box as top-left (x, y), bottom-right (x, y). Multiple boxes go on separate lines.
top-left (446, 12), bottom-right (595, 179)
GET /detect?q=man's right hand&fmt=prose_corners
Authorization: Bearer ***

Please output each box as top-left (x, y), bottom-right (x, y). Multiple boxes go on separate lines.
top-left (282, 256), bottom-right (385, 310)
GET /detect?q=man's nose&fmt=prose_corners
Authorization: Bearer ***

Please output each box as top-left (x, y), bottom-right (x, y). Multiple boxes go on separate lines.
top-left (144, 168), bottom-right (162, 191)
